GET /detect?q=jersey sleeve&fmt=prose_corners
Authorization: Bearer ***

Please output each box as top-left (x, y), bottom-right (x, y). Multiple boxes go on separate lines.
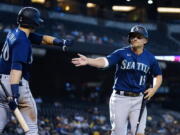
top-left (12, 39), bottom-right (29, 65)
top-left (150, 57), bottom-right (162, 76)
top-left (28, 32), bottom-right (43, 45)
top-left (106, 49), bottom-right (123, 66)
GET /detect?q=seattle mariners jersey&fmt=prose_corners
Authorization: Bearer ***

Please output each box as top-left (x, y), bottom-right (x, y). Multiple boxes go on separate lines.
top-left (0, 28), bottom-right (42, 80)
top-left (106, 46), bottom-right (162, 93)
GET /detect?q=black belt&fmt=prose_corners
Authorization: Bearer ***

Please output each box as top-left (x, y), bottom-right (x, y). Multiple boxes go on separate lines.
top-left (115, 90), bottom-right (141, 97)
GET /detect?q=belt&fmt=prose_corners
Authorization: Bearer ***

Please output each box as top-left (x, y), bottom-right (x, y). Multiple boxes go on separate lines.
top-left (115, 90), bottom-right (142, 97)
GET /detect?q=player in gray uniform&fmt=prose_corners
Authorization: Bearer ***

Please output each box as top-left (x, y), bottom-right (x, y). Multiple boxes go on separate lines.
top-left (72, 25), bottom-right (163, 135)
top-left (0, 7), bottom-right (72, 134)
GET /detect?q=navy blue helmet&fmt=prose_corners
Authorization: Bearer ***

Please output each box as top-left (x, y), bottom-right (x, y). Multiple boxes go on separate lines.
top-left (17, 7), bottom-right (44, 29)
top-left (128, 25), bottom-right (148, 39)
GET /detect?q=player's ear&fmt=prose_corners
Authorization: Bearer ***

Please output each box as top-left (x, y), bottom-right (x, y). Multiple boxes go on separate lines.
top-left (144, 38), bottom-right (148, 44)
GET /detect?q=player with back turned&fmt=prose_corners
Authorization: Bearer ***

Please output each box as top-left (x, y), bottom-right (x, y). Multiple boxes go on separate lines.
top-left (0, 7), bottom-right (72, 135)
top-left (72, 25), bottom-right (163, 135)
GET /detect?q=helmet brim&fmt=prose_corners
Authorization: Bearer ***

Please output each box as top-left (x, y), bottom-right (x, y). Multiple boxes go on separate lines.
top-left (128, 32), bottom-right (148, 39)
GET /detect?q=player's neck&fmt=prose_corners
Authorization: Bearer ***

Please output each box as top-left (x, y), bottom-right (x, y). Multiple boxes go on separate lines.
top-left (18, 27), bottom-right (31, 37)
top-left (131, 46), bottom-right (144, 55)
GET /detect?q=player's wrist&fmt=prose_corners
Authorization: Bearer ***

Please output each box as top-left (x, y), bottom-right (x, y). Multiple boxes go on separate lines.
top-left (86, 58), bottom-right (91, 65)
top-left (152, 87), bottom-right (158, 92)
top-left (53, 38), bottom-right (63, 46)
top-left (11, 84), bottom-right (20, 99)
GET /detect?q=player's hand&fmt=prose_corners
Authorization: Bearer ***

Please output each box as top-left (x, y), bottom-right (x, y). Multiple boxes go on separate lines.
top-left (8, 97), bottom-right (18, 111)
top-left (63, 39), bottom-right (73, 46)
top-left (144, 88), bottom-right (157, 100)
top-left (53, 38), bottom-right (73, 46)
top-left (53, 38), bottom-right (73, 51)
top-left (62, 39), bottom-right (73, 51)
top-left (72, 54), bottom-right (88, 67)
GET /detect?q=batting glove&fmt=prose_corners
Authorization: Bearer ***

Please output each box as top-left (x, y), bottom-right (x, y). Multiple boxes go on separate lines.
top-left (8, 84), bottom-right (19, 110)
top-left (8, 97), bottom-right (18, 111)
top-left (53, 38), bottom-right (73, 51)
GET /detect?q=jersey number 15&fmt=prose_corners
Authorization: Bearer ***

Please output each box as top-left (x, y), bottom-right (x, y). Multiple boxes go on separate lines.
top-left (139, 75), bottom-right (146, 86)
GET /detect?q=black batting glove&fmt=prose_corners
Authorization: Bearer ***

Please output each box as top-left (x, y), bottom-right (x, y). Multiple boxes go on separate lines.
top-left (8, 97), bottom-right (18, 111)
top-left (63, 39), bottom-right (73, 46)
top-left (53, 38), bottom-right (73, 51)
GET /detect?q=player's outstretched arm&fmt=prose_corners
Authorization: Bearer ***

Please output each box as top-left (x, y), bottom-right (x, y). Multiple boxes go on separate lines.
top-left (28, 33), bottom-right (72, 51)
top-left (41, 35), bottom-right (72, 51)
top-left (41, 35), bottom-right (55, 45)
top-left (72, 54), bottom-right (107, 68)
top-left (41, 35), bottom-right (72, 46)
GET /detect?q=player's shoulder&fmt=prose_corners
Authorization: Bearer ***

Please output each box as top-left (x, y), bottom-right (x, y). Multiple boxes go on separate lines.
top-left (15, 28), bottom-right (27, 40)
top-left (143, 49), bottom-right (156, 61)
top-left (9, 28), bottom-right (28, 45)
top-left (113, 46), bottom-right (130, 53)
top-left (144, 49), bottom-right (155, 57)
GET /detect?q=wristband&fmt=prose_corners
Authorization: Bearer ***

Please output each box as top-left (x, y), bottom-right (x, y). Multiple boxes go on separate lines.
top-left (53, 38), bottom-right (64, 46)
top-left (11, 84), bottom-right (19, 98)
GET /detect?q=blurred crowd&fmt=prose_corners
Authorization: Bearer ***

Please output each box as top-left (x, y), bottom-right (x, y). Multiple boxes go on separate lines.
top-left (0, 21), bottom-right (128, 48)
top-left (50, 23), bottom-right (128, 47)
top-left (2, 98), bottom-right (180, 135)
top-left (1, 12), bottom-right (180, 53)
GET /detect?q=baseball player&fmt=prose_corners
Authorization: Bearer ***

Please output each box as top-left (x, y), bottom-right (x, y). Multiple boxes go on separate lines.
top-left (72, 25), bottom-right (163, 135)
top-left (0, 7), bottom-right (72, 135)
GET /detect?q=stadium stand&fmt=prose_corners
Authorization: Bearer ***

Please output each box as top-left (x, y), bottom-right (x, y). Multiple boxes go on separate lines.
top-left (2, 99), bottom-right (180, 135)
top-left (0, 7), bottom-right (180, 55)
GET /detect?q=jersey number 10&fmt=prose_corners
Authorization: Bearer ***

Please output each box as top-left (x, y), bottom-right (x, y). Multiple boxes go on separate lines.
top-left (0, 41), bottom-right (9, 61)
